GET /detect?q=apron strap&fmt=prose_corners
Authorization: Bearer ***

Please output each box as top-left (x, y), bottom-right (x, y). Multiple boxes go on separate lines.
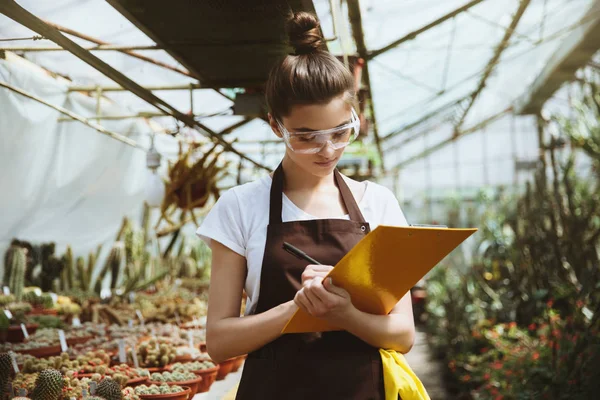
top-left (269, 163), bottom-right (366, 224)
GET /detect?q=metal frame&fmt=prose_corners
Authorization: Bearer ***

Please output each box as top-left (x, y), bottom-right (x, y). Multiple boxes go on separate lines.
top-left (0, 0), bottom-right (269, 171)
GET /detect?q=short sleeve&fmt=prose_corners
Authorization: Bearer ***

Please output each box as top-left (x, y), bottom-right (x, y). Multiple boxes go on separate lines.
top-left (381, 187), bottom-right (409, 227)
top-left (196, 189), bottom-right (246, 256)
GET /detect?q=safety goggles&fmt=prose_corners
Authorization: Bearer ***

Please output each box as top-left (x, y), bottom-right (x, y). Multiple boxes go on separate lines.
top-left (277, 109), bottom-right (360, 154)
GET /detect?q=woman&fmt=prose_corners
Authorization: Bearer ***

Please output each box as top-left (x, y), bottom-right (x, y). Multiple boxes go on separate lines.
top-left (197, 11), bottom-right (415, 399)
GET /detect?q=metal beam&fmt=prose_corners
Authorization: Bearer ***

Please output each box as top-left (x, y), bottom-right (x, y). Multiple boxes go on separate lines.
top-left (0, 44), bottom-right (161, 51)
top-left (0, 0), bottom-right (269, 171)
top-left (367, 0), bottom-right (487, 60)
top-left (391, 107), bottom-right (511, 171)
top-left (347, 0), bottom-right (385, 171)
top-left (453, 0), bottom-right (531, 133)
top-left (68, 83), bottom-right (206, 92)
top-left (0, 79), bottom-right (145, 150)
top-left (381, 94), bottom-right (470, 143)
top-left (57, 110), bottom-right (230, 122)
top-left (514, 0), bottom-right (600, 114)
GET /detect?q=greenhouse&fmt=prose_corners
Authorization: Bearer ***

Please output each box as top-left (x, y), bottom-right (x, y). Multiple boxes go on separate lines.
top-left (1, 0), bottom-right (599, 398)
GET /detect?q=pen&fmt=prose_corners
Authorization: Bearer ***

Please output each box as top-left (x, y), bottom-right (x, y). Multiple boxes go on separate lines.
top-left (282, 242), bottom-right (322, 265)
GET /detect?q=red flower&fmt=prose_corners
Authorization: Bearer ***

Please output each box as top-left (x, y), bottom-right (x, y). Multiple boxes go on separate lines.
top-left (495, 395), bottom-right (504, 400)
top-left (508, 322), bottom-right (517, 329)
top-left (576, 300), bottom-right (584, 308)
top-left (461, 374), bottom-right (471, 382)
top-left (492, 361), bottom-right (503, 370)
top-left (552, 329), bottom-right (561, 338)
top-left (547, 299), bottom-right (554, 308)
top-left (480, 347), bottom-right (489, 354)
top-left (532, 352), bottom-right (540, 361)
top-left (483, 373), bottom-right (491, 380)
top-left (528, 323), bottom-right (536, 330)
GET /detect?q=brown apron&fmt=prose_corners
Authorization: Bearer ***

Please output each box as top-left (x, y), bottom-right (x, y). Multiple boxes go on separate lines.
top-left (235, 163), bottom-right (385, 400)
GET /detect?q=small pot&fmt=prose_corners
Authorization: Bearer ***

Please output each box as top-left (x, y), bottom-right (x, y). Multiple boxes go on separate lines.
top-left (6, 323), bottom-right (39, 343)
top-left (216, 358), bottom-right (236, 381)
top-left (172, 354), bottom-right (192, 363)
top-left (192, 366), bottom-right (219, 393)
top-left (16, 344), bottom-right (62, 358)
top-left (67, 336), bottom-right (93, 346)
top-left (137, 386), bottom-right (191, 400)
top-left (126, 376), bottom-right (149, 387)
top-left (147, 376), bottom-right (203, 397)
top-left (29, 308), bottom-right (58, 316)
top-left (231, 355), bottom-right (247, 372)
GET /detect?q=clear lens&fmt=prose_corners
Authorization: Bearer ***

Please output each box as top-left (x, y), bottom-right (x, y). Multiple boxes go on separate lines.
top-left (288, 126), bottom-right (357, 153)
top-left (279, 110), bottom-right (360, 154)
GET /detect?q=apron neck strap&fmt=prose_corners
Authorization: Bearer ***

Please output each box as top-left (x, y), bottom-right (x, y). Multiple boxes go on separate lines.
top-left (269, 162), bottom-right (366, 224)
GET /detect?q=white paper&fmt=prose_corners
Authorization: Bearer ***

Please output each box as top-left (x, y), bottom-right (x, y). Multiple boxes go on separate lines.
top-left (118, 339), bottom-right (127, 363)
top-left (58, 330), bottom-right (68, 352)
top-left (188, 330), bottom-right (194, 350)
top-left (132, 346), bottom-right (140, 368)
top-left (20, 323), bottom-right (29, 339)
top-left (9, 352), bottom-right (19, 373)
top-left (135, 310), bottom-right (145, 327)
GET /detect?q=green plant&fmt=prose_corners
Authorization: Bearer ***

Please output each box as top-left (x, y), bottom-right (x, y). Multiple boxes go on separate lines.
top-left (0, 352), bottom-right (14, 399)
top-left (30, 369), bottom-right (64, 400)
top-left (9, 246), bottom-right (26, 302)
top-left (96, 378), bottom-right (122, 400)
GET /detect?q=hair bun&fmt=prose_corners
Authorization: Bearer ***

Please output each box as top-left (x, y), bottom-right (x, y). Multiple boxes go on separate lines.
top-left (286, 12), bottom-right (323, 55)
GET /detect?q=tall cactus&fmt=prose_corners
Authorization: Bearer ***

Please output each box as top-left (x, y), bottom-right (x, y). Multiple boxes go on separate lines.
top-left (76, 256), bottom-right (88, 291)
top-left (9, 247), bottom-right (26, 302)
top-left (0, 352), bottom-right (13, 399)
top-left (62, 246), bottom-right (74, 291)
top-left (30, 369), bottom-right (64, 400)
top-left (109, 245), bottom-right (124, 290)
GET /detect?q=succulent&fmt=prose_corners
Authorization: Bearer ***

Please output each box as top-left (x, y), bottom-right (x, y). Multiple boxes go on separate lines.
top-left (122, 387), bottom-right (140, 400)
top-left (7, 302), bottom-right (32, 323)
top-left (8, 246), bottom-right (26, 302)
top-left (134, 384), bottom-right (184, 396)
top-left (12, 372), bottom-right (39, 394)
top-left (96, 378), bottom-right (122, 400)
top-left (170, 360), bottom-right (215, 371)
top-left (86, 397), bottom-right (106, 400)
top-left (149, 371), bottom-right (196, 383)
top-left (0, 294), bottom-right (16, 306)
top-left (130, 341), bottom-right (175, 368)
top-left (1, 352), bottom-right (15, 398)
top-left (30, 369), bottom-right (64, 400)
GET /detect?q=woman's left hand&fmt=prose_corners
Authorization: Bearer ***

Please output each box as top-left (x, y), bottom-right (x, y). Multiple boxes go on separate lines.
top-left (294, 276), bottom-right (354, 324)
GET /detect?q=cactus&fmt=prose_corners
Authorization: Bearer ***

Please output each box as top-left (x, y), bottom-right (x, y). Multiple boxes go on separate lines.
top-left (1, 352), bottom-right (14, 399)
top-left (63, 246), bottom-right (74, 291)
top-left (76, 257), bottom-right (87, 291)
top-left (9, 246), bottom-right (26, 302)
top-left (30, 369), bottom-right (64, 400)
top-left (109, 245), bottom-right (124, 290)
top-left (96, 378), bottom-right (122, 400)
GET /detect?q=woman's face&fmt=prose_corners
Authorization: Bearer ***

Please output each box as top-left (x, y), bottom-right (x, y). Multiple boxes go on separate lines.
top-left (270, 95), bottom-right (353, 178)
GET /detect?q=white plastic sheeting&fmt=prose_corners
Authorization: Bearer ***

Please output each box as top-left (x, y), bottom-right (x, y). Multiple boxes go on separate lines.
top-left (0, 52), bottom-right (180, 275)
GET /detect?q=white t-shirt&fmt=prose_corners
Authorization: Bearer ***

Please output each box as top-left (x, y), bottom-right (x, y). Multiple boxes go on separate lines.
top-left (196, 174), bottom-right (409, 315)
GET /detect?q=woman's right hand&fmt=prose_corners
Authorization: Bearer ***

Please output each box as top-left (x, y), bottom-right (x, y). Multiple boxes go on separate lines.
top-left (301, 264), bottom-right (334, 287)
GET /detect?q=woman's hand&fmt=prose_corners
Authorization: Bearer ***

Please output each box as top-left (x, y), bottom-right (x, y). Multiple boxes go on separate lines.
top-left (301, 264), bottom-right (333, 286)
top-left (294, 276), bottom-right (354, 325)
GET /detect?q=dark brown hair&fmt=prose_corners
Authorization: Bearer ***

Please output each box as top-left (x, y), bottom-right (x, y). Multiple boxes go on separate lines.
top-left (265, 12), bottom-right (355, 120)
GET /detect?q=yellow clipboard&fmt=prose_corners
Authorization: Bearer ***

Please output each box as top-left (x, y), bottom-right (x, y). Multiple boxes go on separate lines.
top-left (282, 225), bottom-right (477, 334)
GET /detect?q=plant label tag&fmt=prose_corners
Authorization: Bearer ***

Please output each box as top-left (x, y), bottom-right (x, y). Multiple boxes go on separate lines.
top-left (174, 311), bottom-right (181, 326)
top-left (9, 352), bottom-right (19, 373)
top-left (49, 292), bottom-right (58, 304)
top-left (129, 292), bottom-right (135, 303)
top-left (2, 286), bottom-right (9, 295)
top-left (128, 319), bottom-right (134, 328)
top-left (89, 381), bottom-right (97, 395)
top-left (72, 317), bottom-right (82, 327)
top-left (132, 346), bottom-right (140, 368)
top-left (82, 389), bottom-right (88, 399)
top-left (4, 309), bottom-right (13, 320)
top-left (58, 330), bottom-right (68, 352)
top-left (174, 279), bottom-right (182, 287)
top-left (136, 310), bottom-right (145, 327)
top-left (20, 323), bottom-right (29, 339)
top-left (188, 331), bottom-right (194, 350)
top-left (33, 288), bottom-right (42, 296)
top-left (118, 339), bottom-right (127, 363)
top-left (100, 288), bottom-right (111, 299)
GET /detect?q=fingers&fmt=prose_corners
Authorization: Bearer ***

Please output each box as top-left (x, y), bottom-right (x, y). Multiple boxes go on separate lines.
top-left (323, 277), bottom-right (349, 298)
top-left (301, 264), bottom-right (334, 286)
